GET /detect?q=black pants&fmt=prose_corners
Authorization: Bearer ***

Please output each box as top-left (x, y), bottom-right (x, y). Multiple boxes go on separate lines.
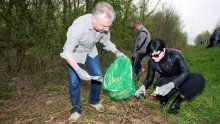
top-left (155, 73), bottom-right (205, 100)
top-left (206, 38), bottom-right (215, 48)
top-left (131, 53), bottom-right (147, 75)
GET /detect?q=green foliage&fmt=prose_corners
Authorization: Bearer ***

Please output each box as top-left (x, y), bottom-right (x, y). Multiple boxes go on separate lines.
top-left (0, 83), bottom-right (16, 100)
top-left (194, 31), bottom-right (210, 45)
top-left (0, 0), bottom-right (187, 74)
top-left (32, 80), bottom-right (47, 92)
top-left (0, 82), bottom-right (16, 107)
top-left (146, 5), bottom-right (187, 48)
top-left (110, 1), bottom-right (188, 52)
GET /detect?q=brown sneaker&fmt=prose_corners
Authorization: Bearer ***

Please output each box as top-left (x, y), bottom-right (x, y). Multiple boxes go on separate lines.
top-left (68, 112), bottom-right (81, 123)
top-left (90, 103), bottom-right (106, 113)
top-left (138, 68), bottom-right (145, 75)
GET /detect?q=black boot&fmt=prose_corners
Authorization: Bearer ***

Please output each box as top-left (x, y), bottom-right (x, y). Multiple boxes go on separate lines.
top-left (160, 97), bottom-right (169, 106)
top-left (157, 95), bottom-right (169, 106)
top-left (168, 94), bottom-right (183, 114)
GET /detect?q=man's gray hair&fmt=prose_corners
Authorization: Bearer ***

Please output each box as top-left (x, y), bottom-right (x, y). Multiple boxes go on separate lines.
top-left (92, 2), bottom-right (116, 21)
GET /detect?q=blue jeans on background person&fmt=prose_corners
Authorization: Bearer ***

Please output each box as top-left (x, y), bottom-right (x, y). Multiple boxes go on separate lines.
top-left (67, 55), bottom-right (102, 114)
top-left (131, 53), bottom-right (147, 75)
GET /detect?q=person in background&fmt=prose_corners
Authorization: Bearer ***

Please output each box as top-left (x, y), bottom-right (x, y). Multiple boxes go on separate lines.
top-left (60, 2), bottom-right (124, 123)
top-left (131, 20), bottom-right (150, 81)
top-left (135, 39), bottom-right (205, 114)
top-left (206, 29), bottom-right (218, 48)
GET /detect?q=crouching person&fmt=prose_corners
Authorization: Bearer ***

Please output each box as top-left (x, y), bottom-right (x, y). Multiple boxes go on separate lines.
top-left (135, 38), bottom-right (205, 114)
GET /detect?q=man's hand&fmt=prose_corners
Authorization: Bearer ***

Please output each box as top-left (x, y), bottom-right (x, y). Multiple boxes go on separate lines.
top-left (115, 50), bottom-right (125, 57)
top-left (91, 76), bottom-right (103, 82)
top-left (156, 82), bottom-right (175, 96)
top-left (75, 66), bottom-right (91, 81)
top-left (135, 85), bottom-right (146, 97)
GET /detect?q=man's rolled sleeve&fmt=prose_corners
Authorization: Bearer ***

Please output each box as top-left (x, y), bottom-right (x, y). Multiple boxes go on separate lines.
top-left (103, 40), bottom-right (116, 52)
top-left (60, 50), bottom-right (73, 60)
top-left (100, 31), bottom-right (116, 52)
top-left (60, 21), bottom-right (83, 60)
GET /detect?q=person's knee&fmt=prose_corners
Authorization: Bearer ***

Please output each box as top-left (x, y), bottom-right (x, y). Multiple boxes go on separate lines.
top-left (68, 69), bottom-right (80, 86)
top-left (88, 66), bottom-right (102, 76)
top-left (91, 70), bottom-right (102, 77)
top-left (191, 73), bottom-right (205, 86)
top-left (69, 77), bottom-right (80, 87)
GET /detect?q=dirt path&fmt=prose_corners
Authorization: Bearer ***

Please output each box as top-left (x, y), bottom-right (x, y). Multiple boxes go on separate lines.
top-left (0, 75), bottom-right (175, 124)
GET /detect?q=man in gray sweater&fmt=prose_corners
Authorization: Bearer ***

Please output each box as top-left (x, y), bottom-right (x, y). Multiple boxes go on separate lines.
top-left (60, 2), bottom-right (124, 123)
top-left (132, 20), bottom-right (150, 80)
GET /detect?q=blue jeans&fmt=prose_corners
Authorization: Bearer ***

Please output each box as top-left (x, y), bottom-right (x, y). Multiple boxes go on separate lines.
top-left (67, 55), bottom-right (102, 114)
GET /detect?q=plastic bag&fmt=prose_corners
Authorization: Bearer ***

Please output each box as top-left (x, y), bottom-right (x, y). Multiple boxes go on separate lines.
top-left (103, 56), bottom-right (136, 99)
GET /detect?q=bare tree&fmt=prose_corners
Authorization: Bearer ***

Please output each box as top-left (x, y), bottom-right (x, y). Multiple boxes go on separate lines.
top-left (138, 0), bottom-right (161, 21)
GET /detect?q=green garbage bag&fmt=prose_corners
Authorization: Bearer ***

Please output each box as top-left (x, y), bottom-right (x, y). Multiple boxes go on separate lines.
top-left (103, 56), bottom-right (136, 99)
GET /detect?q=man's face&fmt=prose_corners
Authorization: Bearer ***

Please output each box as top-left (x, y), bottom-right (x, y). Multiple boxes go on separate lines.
top-left (133, 24), bottom-right (139, 31)
top-left (92, 15), bottom-right (112, 32)
top-left (133, 24), bottom-right (141, 31)
top-left (150, 48), bottom-right (165, 62)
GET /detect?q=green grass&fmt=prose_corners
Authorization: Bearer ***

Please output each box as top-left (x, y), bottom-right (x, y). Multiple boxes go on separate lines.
top-left (173, 45), bottom-right (220, 123)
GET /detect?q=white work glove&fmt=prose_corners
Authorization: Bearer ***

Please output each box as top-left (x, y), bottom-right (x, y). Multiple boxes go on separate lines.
top-left (91, 76), bottom-right (103, 82)
top-left (156, 82), bottom-right (175, 96)
top-left (75, 65), bottom-right (91, 81)
top-left (135, 85), bottom-right (146, 97)
top-left (115, 50), bottom-right (125, 57)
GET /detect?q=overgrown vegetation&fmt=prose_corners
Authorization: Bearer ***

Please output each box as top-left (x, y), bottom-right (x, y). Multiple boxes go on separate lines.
top-left (0, 0), bottom-right (187, 74)
top-left (0, 45), bottom-right (219, 123)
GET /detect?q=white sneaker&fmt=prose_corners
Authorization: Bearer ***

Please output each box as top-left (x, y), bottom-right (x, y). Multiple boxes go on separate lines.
top-left (68, 112), bottom-right (81, 123)
top-left (90, 103), bottom-right (106, 113)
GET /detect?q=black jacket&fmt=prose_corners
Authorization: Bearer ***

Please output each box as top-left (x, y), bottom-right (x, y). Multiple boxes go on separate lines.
top-left (144, 48), bottom-right (190, 89)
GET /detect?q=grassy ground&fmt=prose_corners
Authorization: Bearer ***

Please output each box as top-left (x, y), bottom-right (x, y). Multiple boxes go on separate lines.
top-left (0, 45), bottom-right (219, 124)
top-left (176, 45), bottom-right (220, 123)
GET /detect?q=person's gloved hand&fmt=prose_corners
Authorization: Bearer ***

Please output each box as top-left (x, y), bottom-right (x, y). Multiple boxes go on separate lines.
top-left (91, 76), bottom-right (103, 82)
top-left (115, 50), bottom-right (125, 57)
top-left (156, 82), bottom-right (175, 96)
top-left (75, 65), bottom-right (91, 81)
top-left (135, 85), bottom-right (146, 97)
